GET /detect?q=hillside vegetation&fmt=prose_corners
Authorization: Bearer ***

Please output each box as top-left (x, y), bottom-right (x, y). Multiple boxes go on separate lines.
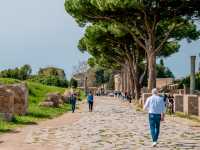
top-left (0, 78), bottom-right (71, 133)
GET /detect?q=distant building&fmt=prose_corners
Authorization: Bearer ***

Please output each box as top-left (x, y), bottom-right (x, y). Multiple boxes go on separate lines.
top-left (72, 69), bottom-right (97, 88)
top-left (38, 67), bottom-right (66, 80)
top-left (73, 72), bottom-right (85, 88)
top-left (156, 78), bottom-right (174, 89)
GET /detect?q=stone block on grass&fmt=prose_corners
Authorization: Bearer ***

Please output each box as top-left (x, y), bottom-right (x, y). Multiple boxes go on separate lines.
top-left (0, 89), bottom-right (14, 121)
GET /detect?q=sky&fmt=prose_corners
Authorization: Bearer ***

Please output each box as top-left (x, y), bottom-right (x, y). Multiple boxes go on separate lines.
top-left (0, 0), bottom-right (199, 79)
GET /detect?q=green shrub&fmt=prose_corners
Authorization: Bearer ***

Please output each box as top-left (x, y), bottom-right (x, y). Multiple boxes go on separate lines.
top-left (0, 64), bottom-right (32, 80)
top-left (0, 78), bottom-right (71, 133)
top-left (28, 75), bottom-right (69, 88)
top-left (178, 72), bottom-right (200, 90)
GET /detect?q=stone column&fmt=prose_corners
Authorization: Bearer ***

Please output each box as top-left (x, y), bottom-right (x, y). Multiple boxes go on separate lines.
top-left (84, 76), bottom-right (88, 95)
top-left (190, 56), bottom-right (196, 94)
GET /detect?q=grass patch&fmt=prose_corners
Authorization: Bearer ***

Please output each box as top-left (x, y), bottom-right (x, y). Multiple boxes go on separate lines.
top-left (0, 119), bottom-right (16, 132)
top-left (0, 78), bottom-right (72, 133)
top-left (78, 89), bottom-right (86, 101)
top-left (0, 78), bottom-right (20, 84)
top-left (175, 112), bottom-right (200, 122)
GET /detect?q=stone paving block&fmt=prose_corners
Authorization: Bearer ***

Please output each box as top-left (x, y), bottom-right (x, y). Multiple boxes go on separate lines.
top-left (6, 97), bottom-right (200, 150)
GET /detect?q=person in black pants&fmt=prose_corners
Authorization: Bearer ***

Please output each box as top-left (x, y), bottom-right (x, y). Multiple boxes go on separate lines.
top-left (70, 93), bottom-right (77, 113)
top-left (87, 91), bottom-right (94, 112)
top-left (168, 94), bottom-right (174, 114)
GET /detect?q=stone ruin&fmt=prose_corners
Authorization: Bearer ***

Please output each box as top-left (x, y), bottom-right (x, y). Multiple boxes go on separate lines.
top-left (0, 89), bottom-right (14, 121)
top-left (0, 83), bottom-right (28, 121)
top-left (141, 92), bottom-right (200, 117)
top-left (40, 90), bottom-right (71, 107)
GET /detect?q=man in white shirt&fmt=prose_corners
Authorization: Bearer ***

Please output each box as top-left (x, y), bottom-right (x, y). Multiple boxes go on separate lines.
top-left (143, 88), bottom-right (165, 147)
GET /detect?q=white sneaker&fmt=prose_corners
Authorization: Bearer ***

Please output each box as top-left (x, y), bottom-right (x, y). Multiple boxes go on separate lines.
top-left (152, 142), bottom-right (157, 147)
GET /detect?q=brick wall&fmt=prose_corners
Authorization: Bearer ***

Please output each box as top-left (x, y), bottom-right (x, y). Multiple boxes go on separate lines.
top-left (183, 95), bottom-right (199, 116)
top-left (156, 78), bottom-right (174, 89)
top-left (174, 94), bottom-right (184, 112)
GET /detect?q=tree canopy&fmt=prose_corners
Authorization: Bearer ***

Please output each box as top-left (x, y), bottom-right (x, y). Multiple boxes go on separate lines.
top-left (65, 0), bottom-right (200, 90)
top-left (0, 64), bottom-right (32, 80)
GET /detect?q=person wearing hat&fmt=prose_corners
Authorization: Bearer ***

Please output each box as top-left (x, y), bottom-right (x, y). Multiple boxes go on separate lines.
top-left (143, 88), bottom-right (166, 147)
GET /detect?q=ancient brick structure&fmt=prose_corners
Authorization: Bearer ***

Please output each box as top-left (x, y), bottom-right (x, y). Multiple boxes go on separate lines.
top-left (183, 95), bottom-right (198, 116)
top-left (156, 78), bottom-right (174, 89)
top-left (174, 94), bottom-right (184, 112)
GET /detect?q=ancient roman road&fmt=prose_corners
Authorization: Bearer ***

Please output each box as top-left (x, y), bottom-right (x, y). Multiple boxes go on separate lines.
top-left (1, 96), bottom-right (200, 150)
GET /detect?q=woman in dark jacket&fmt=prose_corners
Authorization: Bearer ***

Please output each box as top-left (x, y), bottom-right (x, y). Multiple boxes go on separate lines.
top-left (70, 93), bottom-right (77, 113)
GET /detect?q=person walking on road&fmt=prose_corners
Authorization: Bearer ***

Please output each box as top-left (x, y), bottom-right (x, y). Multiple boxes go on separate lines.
top-left (87, 91), bottom-right (94, 112)
top-left (70, 93), bottom-right (77, 113)
top-left (143, 88), bottom-right (165, 147)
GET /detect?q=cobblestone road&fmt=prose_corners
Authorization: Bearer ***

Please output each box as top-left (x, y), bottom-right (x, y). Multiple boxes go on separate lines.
top-left (1, 96), bottom-right (200, 150)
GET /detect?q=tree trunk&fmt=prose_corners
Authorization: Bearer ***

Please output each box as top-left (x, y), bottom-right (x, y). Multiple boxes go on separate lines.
top-left (134, 78), bottom-right (141, 100)
top-left (127, 59), bottom-right (141, 100)
top-left (147, 52), bottom-right (156, 90)
top-left (128, 69), bottom-right (135, 98)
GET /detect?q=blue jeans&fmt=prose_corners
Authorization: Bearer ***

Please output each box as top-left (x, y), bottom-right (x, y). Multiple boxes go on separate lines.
top-left (149, 113), bottom-right (161, 142)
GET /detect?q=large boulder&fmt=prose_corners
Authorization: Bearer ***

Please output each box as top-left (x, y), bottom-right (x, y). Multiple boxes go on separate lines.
top-left (63, 90), bottom-right (71, 103)
top-left (0, 83), bottom-right (28, 115)
top-left (45, 93), bottom-right (63, 107)
top-left (39, 101), bottom-right (54, 107)
top-left (0, 88), bottom-right (14, 121)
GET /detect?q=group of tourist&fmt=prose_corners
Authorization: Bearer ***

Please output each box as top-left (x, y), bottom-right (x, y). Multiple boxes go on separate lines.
top-left (96, 88), bottom-right (105, 96)
top-left (70, 87), bottom-right (174, 147)
top-left (114, 91), bottom-right (132, 103)
top-left (70, 91), bottom-right (94, 113)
